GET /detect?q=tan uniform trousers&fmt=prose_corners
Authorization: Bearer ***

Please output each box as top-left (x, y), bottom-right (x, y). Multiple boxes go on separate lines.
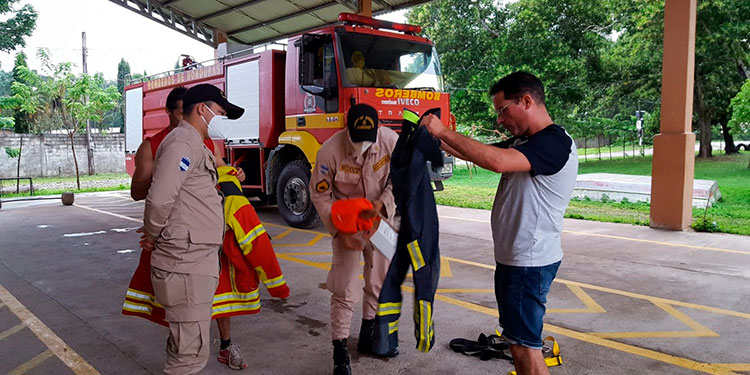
top-left (151, 267), bottom-right (218, 375)
top-left (328, 234), bottom-right (391, 340)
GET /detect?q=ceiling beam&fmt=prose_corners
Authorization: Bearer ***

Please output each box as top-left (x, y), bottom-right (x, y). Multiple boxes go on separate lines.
top-left (227, 1), bottom-right (340, 36)
top-left (196, 0), bottom-right (265, 22)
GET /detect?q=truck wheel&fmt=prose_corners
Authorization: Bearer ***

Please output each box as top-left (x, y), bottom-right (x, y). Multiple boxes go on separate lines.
top-left (276, 160), bottom-right (321, 229)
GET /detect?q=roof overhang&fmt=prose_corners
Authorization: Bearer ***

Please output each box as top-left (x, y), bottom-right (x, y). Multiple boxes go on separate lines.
top-left (108, 0), bottom-right (432, 48)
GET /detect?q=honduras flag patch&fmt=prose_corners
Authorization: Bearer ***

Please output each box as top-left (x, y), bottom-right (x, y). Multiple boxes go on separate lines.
top-left (179, 157), bottom-right (190, 172)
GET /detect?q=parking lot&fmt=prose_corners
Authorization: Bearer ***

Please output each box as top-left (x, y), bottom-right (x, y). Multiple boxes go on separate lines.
top-left (1, 191), bottom-right (749, 374)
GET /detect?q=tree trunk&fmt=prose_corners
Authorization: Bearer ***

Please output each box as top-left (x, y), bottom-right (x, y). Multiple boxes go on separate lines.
top-left (69, 133), bottom-right (81, 190)
top-left (721, 123), bottom-right (738, 154)
top-left (694, 77), bottom-right (713, 158)
top-left (15, 136), bottom-right (23, 193)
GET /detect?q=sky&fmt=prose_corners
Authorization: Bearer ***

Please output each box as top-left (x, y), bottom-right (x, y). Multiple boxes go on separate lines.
top-left (0, 0), bottom-right (406, 81)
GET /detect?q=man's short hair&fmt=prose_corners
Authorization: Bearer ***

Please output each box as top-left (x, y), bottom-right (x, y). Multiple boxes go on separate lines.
top-left (166, 86), bottom-right (187, 111)
top-left (489, 71), bottom-right (545, 105)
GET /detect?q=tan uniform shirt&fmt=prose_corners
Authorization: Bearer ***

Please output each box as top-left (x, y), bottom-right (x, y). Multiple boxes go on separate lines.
top-left (310, 127), bottom-right (398, 235)
top-left (144, 120), bottom-right (223, 277)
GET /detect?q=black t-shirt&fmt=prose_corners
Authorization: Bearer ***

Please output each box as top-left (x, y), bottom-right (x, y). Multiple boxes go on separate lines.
top-left (491, 124), bottom-right (572, 177)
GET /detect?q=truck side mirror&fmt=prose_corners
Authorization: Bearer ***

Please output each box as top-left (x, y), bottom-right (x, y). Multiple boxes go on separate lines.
top-left (297, 34), bottom-right (336, 100)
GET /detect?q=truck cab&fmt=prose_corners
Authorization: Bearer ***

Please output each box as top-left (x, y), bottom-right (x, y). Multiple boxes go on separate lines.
top-left (271, 13), bottom-right (453, 227)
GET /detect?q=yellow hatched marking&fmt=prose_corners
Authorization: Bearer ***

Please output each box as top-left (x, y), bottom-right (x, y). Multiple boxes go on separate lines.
top-left (9, 349), bottom-right (55, 375)
top-left (0, 322), bottom-right (26, 340)
top-left (265, 222), bottom-right (331, 237)
top-left (590, 302), bottom-right (718, 339)
top-left (276, 253), bottom-right (331, 271)
top-left (548, 284), bottom-right (606, 313)
top-left (272, 228), bottom-right (294, 240)
top-left (0, 284), bottom-right (99, 374)
top-left (273, 233), bottom-right (326, 248)
top-left (279, 250), bottom-right (746, 375)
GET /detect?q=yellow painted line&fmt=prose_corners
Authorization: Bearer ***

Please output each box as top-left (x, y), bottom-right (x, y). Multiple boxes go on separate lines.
top-left (280, 252), bottom-right (746, 374)
top-left (443, 256), bottom-right (750, 320)
top-left (74, 204), bottom-right (141, 224)
top-left (265, 222), bottom-right (331, 237)
top-left (557, 278), bottom-right (750, 320)
top-left (0, 284), bottom-right (99, 375)
top-left (550, 284), bottom-right (606, 313)
top-left (271, 228), bottom-right (294, 240)
top-left (712, 364), bottom-right (750, 371)
top-left (438, 214), bottom-right (749, 255)
top-left (435, 288), bottom-right (494, 293)
top-left (0, 322), bottom-right (26, 340)
top-left (563, 230), bottom-right (749, 256)
top-left (276, 253), bottom-right (331, 272)
top-left (9, 349), bottom-right (55, 375)
top-left (277, 251), bottom-right (332, 256)
top-left (653, 301), bottom-right (718, 336)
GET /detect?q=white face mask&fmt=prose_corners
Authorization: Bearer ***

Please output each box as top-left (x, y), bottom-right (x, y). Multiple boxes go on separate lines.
top-left (200, 105), bottom-right (229, 138)
top-left (353, 141), bottom-right (374, 155)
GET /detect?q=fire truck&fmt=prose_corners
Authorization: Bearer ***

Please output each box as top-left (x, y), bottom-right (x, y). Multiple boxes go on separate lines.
top-left (124, 13), bottom-right (454, 228)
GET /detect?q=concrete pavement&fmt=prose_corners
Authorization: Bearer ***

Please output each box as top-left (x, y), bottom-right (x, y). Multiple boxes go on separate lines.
top-left (0, 191), bottom-right (748, 374)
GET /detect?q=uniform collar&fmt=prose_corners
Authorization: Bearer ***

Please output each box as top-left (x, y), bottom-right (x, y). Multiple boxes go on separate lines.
top-left (177, 120), bottom-right (204, 144)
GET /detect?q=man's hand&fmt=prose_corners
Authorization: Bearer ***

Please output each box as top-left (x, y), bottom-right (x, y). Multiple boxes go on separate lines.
top-left (359, 200), bottom-right (384, 220)
top-left (337, 232), bottom-right (365, 250)
top-left (236, 167), bottom-right (246, 183)
top-left (420, 114), bottom-right (447, 139)
top-left (137, 227), bottom-right (155, 252)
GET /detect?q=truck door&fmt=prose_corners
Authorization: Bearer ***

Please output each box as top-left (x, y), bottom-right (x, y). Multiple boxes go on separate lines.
top-left (298, 34), bottom-right (338, 113)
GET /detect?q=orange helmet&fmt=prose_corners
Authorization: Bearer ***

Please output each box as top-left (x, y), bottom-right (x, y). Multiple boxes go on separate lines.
top-left (331, 198), bottom-right (375, 234)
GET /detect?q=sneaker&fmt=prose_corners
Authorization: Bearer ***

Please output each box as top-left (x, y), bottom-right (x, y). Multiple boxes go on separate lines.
top-left (218, 342), bottom-right (248, 370)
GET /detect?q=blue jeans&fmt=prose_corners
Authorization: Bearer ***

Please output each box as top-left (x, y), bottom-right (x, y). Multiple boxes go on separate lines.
top-left (494, 261), bottom-right (560, 349)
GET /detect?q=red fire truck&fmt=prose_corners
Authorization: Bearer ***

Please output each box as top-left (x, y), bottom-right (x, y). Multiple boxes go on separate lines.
top-left (124, 13), bottom-right (454, 228)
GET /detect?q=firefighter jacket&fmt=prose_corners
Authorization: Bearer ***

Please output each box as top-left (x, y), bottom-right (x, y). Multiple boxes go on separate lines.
top-left (373, 108), bottom-right (444, 355)
top-left (122, 166), bottom-right (289, 325)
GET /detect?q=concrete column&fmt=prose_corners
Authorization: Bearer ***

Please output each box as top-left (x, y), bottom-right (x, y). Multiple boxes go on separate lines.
top-left (214, 31), bottom-right (228, 59)
top-left (649, 0), bottom-right (697, 230)
top-left (358, 0), bottom-right (372, 17)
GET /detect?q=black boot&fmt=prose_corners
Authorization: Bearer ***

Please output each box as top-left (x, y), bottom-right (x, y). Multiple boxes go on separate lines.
top-left (357, 319), bottom-right (376, 354)
top-left (333, 339), bottom-right (351, 375)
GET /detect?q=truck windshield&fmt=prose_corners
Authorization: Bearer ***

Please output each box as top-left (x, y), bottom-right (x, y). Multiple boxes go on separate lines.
top-left (337, 31), bottom-right (444, 91)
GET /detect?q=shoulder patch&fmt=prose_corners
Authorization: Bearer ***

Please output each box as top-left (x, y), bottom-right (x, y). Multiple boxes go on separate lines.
top-left (179, 157), bottom-right (191, 172)
top-left (316, 180), bottom-right (330, 193)
top-left (319, 164), bottom-right (329, 175)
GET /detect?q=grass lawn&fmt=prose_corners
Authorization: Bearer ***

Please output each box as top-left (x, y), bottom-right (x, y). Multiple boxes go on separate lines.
top-left (0, 173), bottom-right (129, 198)
top-left (437, 153), bottom-right (750, 235)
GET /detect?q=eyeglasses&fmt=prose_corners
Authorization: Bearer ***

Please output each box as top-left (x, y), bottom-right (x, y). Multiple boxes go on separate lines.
top-left (495, 103), bottom-right (512, 117)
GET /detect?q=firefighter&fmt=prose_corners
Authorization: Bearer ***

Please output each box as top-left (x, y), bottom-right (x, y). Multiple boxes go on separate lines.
top-left (140, 84), bottom-right (243, 374)
top-left (127, 84), bottom-right (248, 370)
top-left (309, 104), bottom-right (398, 375)
top-left (372, 108), bottom-right (444, 357)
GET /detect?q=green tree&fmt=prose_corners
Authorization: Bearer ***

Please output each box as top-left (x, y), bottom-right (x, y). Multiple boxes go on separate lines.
top-left (0, 0), bottom-right (37, 54)
top-left (10, 52), bottom-right (32, 132)
top-left (728, 79), bottom-right (750, 144)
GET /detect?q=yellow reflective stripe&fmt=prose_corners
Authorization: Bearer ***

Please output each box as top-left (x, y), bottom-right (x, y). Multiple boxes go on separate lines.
top-left (263, 275), bottom-right (286, 288)
top-left (407, 240), bottom-right (425, 271)
top-left (212, 300), bottom-right (262, 315)
top-left (213, 289), bottom-right (260, 303)
top-left (388, 320), bottom-right (399, 335)
top-left (123, 300), bottom-right (152, 314)
top-left (240, 224), bottom-right (266, 247)
top-left (417, 300), bottom-right (433, 352)
top-left (126, 289), bottom-right (163, 307)
top-left (403, 109), bottom-right (420, 124)
top-left (377, 302), bottom-right (402, 316)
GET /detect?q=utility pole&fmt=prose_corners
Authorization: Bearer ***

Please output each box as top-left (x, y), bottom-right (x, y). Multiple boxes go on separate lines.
top-left (82, 31), bottom-right (95, 175)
